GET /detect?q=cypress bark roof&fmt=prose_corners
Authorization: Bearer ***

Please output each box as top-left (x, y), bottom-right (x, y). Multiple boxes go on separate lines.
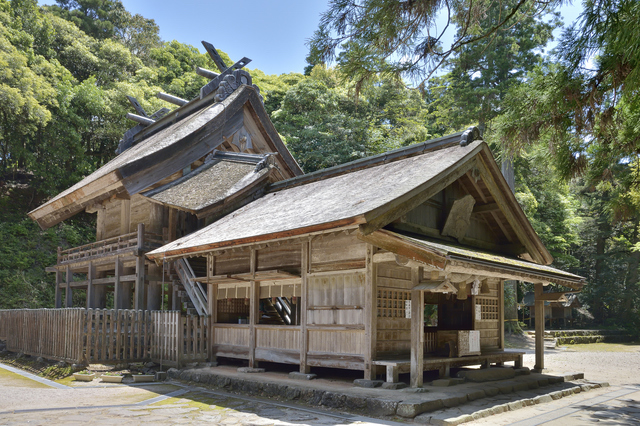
top-left (146, 140), bottom-right (487, 257)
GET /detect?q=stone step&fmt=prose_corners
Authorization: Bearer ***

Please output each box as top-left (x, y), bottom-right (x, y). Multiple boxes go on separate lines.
top-left (414, 379), bottom-right (608, 425)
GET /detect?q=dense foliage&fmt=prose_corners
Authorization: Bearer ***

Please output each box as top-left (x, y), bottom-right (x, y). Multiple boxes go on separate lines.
top-left (0, 0), bottom-right (638, 334)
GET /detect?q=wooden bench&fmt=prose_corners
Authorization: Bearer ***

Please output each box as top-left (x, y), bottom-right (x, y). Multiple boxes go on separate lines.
top-left (373, 351), bottom-right (524, 383)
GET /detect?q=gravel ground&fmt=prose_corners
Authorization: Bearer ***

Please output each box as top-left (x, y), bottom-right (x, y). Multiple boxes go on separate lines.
top-left (508, 334), bottom-right (640, 386)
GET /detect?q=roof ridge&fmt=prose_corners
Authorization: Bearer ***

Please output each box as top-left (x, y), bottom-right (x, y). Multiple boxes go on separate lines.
top-left (268, 128), bottom-right (480, 193)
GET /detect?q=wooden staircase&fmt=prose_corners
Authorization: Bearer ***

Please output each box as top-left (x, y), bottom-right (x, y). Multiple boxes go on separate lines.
top-left (173, 258), bottom-right (208, 316)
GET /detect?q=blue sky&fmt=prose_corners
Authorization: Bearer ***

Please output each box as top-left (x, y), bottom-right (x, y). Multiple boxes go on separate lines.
top-left (40, 0), bottom-right (584, 76)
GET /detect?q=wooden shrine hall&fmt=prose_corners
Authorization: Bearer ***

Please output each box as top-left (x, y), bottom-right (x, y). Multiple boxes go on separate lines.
top-left (147, 130), bottom-right (586, 386)
top-left (28, 41), bottom-right (585, 386)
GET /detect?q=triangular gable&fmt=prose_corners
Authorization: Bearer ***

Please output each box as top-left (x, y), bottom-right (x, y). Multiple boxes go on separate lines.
top-left (28, 85), bottom-right (302, 230)
top-left (359, 143), bottom-right (553, 265)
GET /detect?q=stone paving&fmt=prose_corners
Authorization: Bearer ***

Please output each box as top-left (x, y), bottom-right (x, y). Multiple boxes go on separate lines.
top-left (0, 363), bottom-right (401, 426)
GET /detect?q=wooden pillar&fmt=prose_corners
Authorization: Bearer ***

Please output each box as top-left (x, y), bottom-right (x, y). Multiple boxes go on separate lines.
top-left (93, 272), bottom-right (107, 308)
top-left (208, 254), bottom-right (217, 363)
top-left (168, 208), bottom-right (177, 242)
top-left (172, 281), bottom-right (180, 311)
top-left (534, 282), bottom-right (545, 370)
top-left (86, 262), bottom-right (95, 308)
top-left (134, 223), bottom-right (146, 310)
top-left (114, 258), bottom-right (123, 310)
top-left (147, 263), bottom-right (162, 311)
top-left (363, 244), bottom-right (377, 380)
top-left (498, 280), bottom-right (505, 350)
top-left (410, 266), bottom-right (424, 388)
top-left (55, 269), bottom-right (63, 308)
top-left (120, 199), bottom-right (131, 235)
top-left (65, 265), bottom-right (73, 307)
top-left (248, 248), bottom-right (258, 368)
top-left (299, 239), bottom-right (310, 373)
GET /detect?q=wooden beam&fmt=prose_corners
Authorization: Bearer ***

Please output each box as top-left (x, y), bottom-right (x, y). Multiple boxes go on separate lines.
top-left (477, 151), bottom-right (550, 264)
top-left (358, 230), bottom-right (446, 270)
top-left (473, 202), bottom-right (500, 214)
top-left (536, 292), bottom-right (574, 302)
top-left (410, 266), bottom-right (425, 388)
top-left (361, 154), bottom-right (481, 235)
top-left (363, 244), bottom-right (377, 380)
top-left (300, 239), bottom-right (310, 373)
top-left (534, 283), bottom-right (545, 370)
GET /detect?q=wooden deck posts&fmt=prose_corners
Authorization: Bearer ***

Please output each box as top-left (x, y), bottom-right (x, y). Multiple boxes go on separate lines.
top-left (410, 266), bottom-right (424, 388)
top-left (534, 282), bottom-right (545, 370)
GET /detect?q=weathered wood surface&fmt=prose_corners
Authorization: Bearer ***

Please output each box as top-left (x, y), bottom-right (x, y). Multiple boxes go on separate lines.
top-left (56, 231), bottom-right (163, 266)
top-left (0, 309), bottom-right (206, 367)
top-left (148, 142), bottom-right (485, 259)
top-left (0, 309), bottom-right (84, 363)
top-left (373, 351), bottom-right (525, 383)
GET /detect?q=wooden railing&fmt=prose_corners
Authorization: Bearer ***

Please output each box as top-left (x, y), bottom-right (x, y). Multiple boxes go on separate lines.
top-left (58, 230), bottom-right (164, 264)
top-left (0, 309), bottom-right (207, 367)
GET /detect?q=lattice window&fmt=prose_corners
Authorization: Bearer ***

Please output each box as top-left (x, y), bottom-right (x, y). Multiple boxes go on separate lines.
top-left (377, 289), bottom-right (411, 318)
top-left (476, 297), bottom-right (499, 320)
top-left (217, 299), bottom-right (250, 315)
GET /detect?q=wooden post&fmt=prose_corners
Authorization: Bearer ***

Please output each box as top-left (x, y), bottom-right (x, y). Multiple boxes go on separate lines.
top-left (410, 266), bottom-right (424, 388)
top-left (208, 254), bottom-right (217, 363)
top-left (299, 239), bottom-right (310, 373)
top-left (499, 280), bottom-right (505, 350)
top-left (120, 199), bottom-right (131, 235)
top-left (65, 265), bottom-right (73, 307)
top-left (248, 248), bottom-right (258, 368)
top-left (147, 263), bottom-right (162, 311)
top-left (177, 314), bottom-right (184, 367)
top-left (135, 223), bottom-right (146, 310)
top-left (114, 258), bottom-right (123, 310)
top-left (55, 269), bottom-right (62, 308)
top-left (168, 209), bottom-right (177, 242)
top-left (86, 262), bottom-right (95, 308)
top-left (363, 244), bottom-right (377, 380)
top-left (534, 282), bottom-right (545, 371)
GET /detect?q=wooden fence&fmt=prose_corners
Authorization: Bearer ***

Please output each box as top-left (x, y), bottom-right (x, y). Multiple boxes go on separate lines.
top-left (0, 309), bottom-right (84, 363)
top-left (0, 309), bottom-right (207, 367)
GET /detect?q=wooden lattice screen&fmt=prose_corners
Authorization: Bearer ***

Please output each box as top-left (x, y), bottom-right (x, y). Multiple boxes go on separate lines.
top-left (377, 289), bottom-right (411, 318)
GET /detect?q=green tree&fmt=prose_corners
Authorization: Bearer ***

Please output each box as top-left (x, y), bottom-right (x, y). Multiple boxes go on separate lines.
top-left (48, 0), bottom-right (128, 40)
top-left (308, 0), bottom-right (561, 90)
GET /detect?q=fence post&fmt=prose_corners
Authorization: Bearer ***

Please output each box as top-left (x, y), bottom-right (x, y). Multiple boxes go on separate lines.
top-left (177, 314), bottom-right (184, 368)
